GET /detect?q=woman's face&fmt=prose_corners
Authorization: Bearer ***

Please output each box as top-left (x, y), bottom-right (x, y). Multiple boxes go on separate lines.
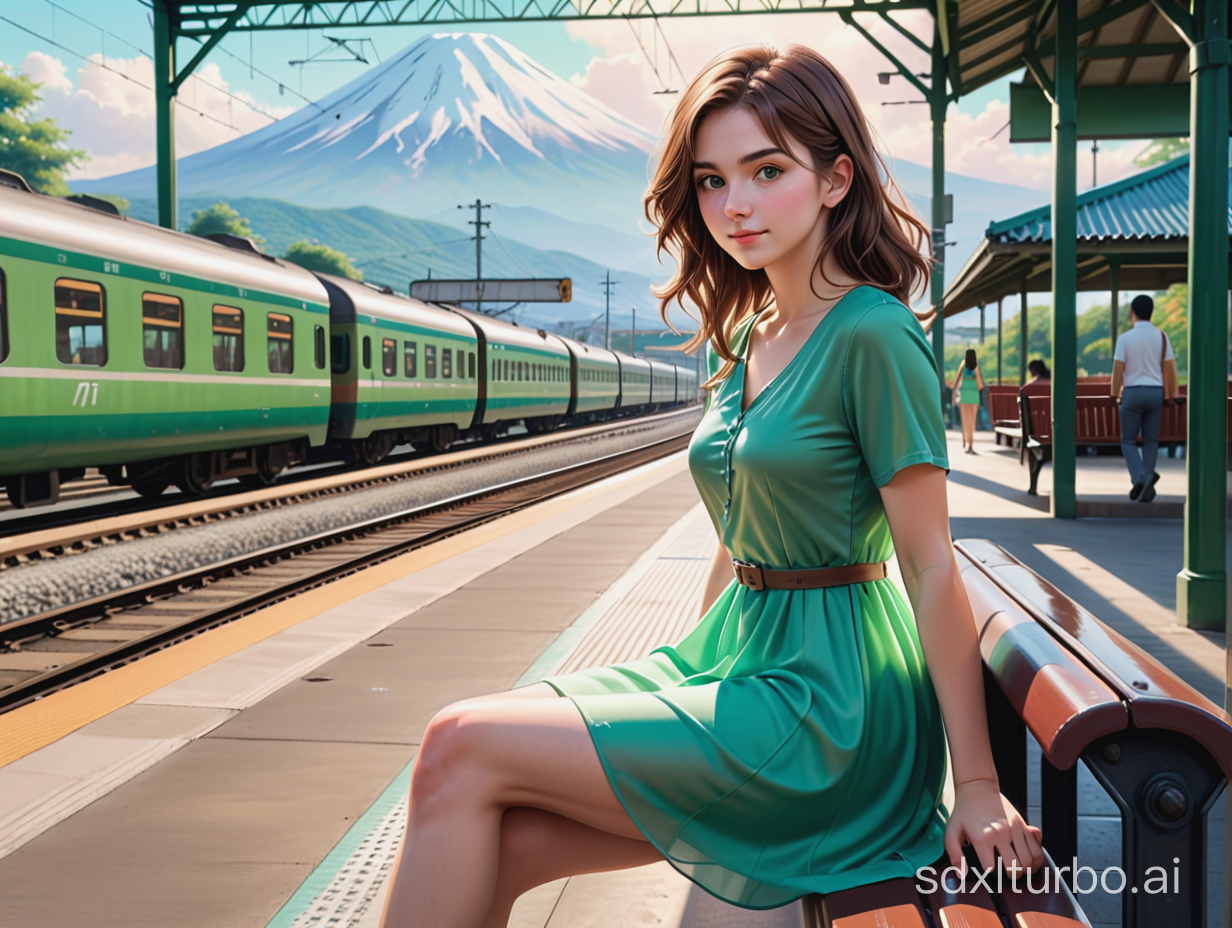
top-left (692, 105), bottom-right (849, 272)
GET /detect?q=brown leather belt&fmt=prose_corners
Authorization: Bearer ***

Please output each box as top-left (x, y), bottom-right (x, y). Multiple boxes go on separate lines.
top-left (731, 559), bottom-right (888, 591)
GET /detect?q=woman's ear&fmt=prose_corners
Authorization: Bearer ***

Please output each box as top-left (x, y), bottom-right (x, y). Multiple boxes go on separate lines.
top-left (822, 154), bottom-right (855, 208)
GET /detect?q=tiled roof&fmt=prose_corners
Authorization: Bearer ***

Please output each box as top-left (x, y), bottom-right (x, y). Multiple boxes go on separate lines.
top-left (984, 155), bottom-right (1229, 245)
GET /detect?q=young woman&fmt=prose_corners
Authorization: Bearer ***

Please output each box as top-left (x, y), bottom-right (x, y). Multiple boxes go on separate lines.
top-left (953, 349), bottom-right (985, 454)
top-left (378, 44), bottom-right (1042, 928)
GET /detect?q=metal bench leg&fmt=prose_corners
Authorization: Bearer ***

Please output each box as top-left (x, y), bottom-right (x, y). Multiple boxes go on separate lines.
top-left (983, 666), bottom-right (1028, 814)
top-left (1041, 757), bottom-right (1078, 891)
top-left (1027, 448), bottom-right (1045, 495)
top-left (1083, 730), bottom-right (1224, 928)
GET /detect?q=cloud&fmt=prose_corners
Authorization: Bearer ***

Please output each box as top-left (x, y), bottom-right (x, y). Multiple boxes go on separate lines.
top-left (19, 51), bottom-right (296, 181)
top-left (565, 14), bottom-right (1150, 192)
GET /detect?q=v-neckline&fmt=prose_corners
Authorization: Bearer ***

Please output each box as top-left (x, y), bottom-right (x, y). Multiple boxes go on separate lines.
top-left (737, 286), bottom-right (861, 415)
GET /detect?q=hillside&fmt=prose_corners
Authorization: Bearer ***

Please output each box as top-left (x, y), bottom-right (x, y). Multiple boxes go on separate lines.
top-left (126, 196), bottom-right (677, 332)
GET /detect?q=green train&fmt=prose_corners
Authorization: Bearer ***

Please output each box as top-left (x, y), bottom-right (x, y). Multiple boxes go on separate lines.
top-left (0, 172), bottom-right (700, 508)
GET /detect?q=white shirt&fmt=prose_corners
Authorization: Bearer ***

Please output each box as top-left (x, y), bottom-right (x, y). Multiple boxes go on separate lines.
top-left (1114, 320), bottom-right (1174, 388)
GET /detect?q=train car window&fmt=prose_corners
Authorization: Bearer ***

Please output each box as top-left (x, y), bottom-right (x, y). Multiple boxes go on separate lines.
top-left (314, 326), bottom-right (327, 369)
top-left (212, 305), bottom-right (244, 372)
top-left (0, 268), bottom-right (8, 363)
top-left (442, 348), bottom-right (452, 378)
top-left (425, 344), bottom-right (437, 378)
top-left (404, 341), bottom-right (417, 377)
top-left (468, 352), bottom-right (476, 380)
top-left (491, 358), bottom-right (497, 380)
top-left (267, 313), bottom-right (294, 374)
top-left (382, 338), bottom-right (396, 376)
top-left (55, 278), bottom-right (107, 366)
top-left (330, 333), bottom-right (350, 373)
top-left (142, 293), bottom-right (184, 369)
top-left (503, 359), bottom-right (509, 380)
top-left (362, 336), bottom-right (371, 369)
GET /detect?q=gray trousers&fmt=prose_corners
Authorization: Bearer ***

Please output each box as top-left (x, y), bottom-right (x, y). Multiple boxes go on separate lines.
top-left (1119, 386), bottom-right (1164, 486)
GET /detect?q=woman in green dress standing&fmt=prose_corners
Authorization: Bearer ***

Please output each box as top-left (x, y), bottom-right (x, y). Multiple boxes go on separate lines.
top-left (379, 44), bottom-right (1042, 928)
top-left (953, 349), bottom-right (985, 455)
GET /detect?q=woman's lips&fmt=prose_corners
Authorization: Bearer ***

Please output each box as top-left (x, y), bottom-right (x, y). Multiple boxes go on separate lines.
top-left (732, 231), bottom-right (765, 244)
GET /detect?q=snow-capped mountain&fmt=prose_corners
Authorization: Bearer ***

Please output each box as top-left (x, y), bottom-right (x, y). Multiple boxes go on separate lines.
top-left (82, 33), bottom-right (658, 231)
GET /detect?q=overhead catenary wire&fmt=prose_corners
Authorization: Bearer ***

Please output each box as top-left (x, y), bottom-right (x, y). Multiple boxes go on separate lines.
top-left (41, 0), bottom-right (291, 124)
top-left (1, 13), bottom-right (250, 133)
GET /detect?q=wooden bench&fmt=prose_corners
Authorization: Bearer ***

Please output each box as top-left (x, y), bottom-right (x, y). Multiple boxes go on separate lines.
top-left (1018, 393), bottom-right (1190, 495)
top-left (991, 384), bottom-right (1124, 450)
top-left (805, 539), bottom-right (1232, 927)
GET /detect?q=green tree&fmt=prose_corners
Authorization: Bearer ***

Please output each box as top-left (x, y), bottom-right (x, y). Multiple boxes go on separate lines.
top-left (1134, 137), bottom-right (1188, 168)
top-left (0, 67), bottom-right (88, 195)
top-left (187, 201), bottom-right (264, 244)
top-left (283, 239), bottom-right (363, 281)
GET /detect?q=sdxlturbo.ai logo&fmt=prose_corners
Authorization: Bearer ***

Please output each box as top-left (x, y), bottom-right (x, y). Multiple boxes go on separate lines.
top-left (916, 858), bottom-right (1182, 895)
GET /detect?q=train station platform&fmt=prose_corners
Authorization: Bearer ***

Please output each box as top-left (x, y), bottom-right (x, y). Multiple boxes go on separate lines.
top-left (0, 435), bottom-right (1224, 928)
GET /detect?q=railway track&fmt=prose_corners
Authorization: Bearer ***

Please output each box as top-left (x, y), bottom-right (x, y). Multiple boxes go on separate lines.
top-left (0, 422), bottom-right (693, 714)
top-left (0, 407), bottom-right (698, 568)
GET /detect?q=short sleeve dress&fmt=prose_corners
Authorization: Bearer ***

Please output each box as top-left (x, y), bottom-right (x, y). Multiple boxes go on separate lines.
top-left (542, 285), bottom-right (952, 909)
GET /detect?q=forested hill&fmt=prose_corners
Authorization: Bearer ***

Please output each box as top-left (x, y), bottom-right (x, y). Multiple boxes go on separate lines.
top-left (123, 197), bottom-right (672, 333)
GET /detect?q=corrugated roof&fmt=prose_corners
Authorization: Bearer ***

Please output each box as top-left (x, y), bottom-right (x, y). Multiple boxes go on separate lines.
top-left (984, 155), bottom-right (1231, 245)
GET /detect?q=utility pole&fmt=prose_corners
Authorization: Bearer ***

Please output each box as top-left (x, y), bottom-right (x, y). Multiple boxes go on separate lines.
top-left (459, 198), bottom-right (490, 311)
top-left (599, 271), bottom-right (619, 349)
top-left (631, 306), bottom-right (636, 356)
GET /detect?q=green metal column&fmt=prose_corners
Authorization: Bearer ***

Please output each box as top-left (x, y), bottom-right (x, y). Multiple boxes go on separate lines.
top-left (1050, 1), bottom-right (1078, 519)
top-left (153, 1), bottom-right (177, 230)
top-left (1108, 258), bottom-right (1120, 358)
top-left (929, 24), bottom-right (947, 398)
top-left (997, 298), bottom-right (1003, 385)
top-left (1177, 0), bottom-right (1228, 631)
top-left (1020, 277), bottom-right (1028, 385)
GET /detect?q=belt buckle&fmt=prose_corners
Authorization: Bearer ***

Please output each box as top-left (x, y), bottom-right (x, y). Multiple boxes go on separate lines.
top-left (732, 558), bottom-right (765, 591)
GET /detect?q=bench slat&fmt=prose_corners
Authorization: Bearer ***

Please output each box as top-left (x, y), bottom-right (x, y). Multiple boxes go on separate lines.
top-left (820, 877), bottom-right (929, 928)
top-left (957, 554), bottom-right (1127, 769)
top-left (997, 851), bottom-right (1091, 927)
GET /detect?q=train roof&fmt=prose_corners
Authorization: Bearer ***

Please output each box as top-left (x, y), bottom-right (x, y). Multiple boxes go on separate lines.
top-left (0, 185), bottom-right (329, 309)
top-left (550, 334), bottom-right (620, 367)
top-left (321, 275), bottom-right (473, 338)
top-left (611, 351), bottom-right (651, 370)
top-left (443, 305), bottom-right (570, 356)
top-left (646, 356), bottom-right (678, 373)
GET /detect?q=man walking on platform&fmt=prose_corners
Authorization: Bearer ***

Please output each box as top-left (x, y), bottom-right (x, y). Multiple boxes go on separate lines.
top-left (1111, 295), bottom-right (1179, 502)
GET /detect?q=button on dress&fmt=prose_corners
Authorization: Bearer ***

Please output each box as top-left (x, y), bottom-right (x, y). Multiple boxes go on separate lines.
top-left (542, 286), bottom-right (952, 908)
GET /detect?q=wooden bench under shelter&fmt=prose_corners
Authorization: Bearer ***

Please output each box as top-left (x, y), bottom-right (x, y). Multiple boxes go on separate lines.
top-left (1016, 393), bottom-right (1193, 495)
top-left (803, 540), bottom-right (1232, 927)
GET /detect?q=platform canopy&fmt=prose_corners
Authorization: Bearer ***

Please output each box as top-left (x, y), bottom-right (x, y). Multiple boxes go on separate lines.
top-left (943, 155), bottom-right (1232, 315)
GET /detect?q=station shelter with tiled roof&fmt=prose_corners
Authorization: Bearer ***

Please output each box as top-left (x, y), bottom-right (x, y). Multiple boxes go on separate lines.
top-left (943, 154), bottom-right (1232, 384)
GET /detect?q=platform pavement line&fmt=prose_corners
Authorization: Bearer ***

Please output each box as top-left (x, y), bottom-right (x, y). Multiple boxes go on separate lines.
top-left (263, 503), bottom-right (712, 928)
top-left (0, 452), bottom-right (689, 770)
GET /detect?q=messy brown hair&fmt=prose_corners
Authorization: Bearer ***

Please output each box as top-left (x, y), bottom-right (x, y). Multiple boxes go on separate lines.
top-left (645, 44), bottom-right (932, 385)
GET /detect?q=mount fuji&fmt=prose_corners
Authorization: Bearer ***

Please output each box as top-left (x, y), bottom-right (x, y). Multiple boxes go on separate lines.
top-left (80, 33), bottom-right (659, 232)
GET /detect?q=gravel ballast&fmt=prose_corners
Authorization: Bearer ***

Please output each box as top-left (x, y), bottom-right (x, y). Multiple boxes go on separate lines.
top-left (0, 411), bottom-right (702, 622)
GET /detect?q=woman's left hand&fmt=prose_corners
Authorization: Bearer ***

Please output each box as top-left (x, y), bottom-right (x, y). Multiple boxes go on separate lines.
top-left (943, 778), bottom-right (1044, 878)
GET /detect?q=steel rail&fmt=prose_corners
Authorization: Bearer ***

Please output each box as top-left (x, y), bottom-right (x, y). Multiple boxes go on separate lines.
top-left (0, 431), bottom-right (691, 715)
top-left (0, 406), bottom-right (699, 567)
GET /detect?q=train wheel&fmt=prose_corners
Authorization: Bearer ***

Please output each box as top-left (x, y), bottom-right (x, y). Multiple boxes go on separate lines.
top-left (175, 457), bottom-right (213, 496)
top-left (353, 433), bottom-right (393, 466)
top-left (131, 480), bottom-right (170, 499)
top-left (238, 453), bottom-right (281, 489)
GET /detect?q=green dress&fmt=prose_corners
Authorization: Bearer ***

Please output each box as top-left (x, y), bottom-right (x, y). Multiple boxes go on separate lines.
top-left (957, 367), bottom-right (980, 405)
top-left (543, 286), bottom-right (951, 909)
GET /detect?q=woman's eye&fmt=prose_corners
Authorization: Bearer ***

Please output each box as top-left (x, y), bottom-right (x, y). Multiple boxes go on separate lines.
top-left (756, 165), bottom-right (782, 181)
top-left (698, 175), bottom-right (725, 190)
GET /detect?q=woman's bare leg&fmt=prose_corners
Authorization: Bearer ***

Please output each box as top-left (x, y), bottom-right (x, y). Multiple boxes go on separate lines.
top-left (961, 404), bottom-right (977, 450)
top-left (479, 807), bottom-right (663, 928)
top-left (379, 682), bottom-right (655, 928)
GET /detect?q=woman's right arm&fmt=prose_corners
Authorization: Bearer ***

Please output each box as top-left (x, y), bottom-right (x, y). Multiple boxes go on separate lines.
top-left (699, 536), bottom-right (734, 618)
